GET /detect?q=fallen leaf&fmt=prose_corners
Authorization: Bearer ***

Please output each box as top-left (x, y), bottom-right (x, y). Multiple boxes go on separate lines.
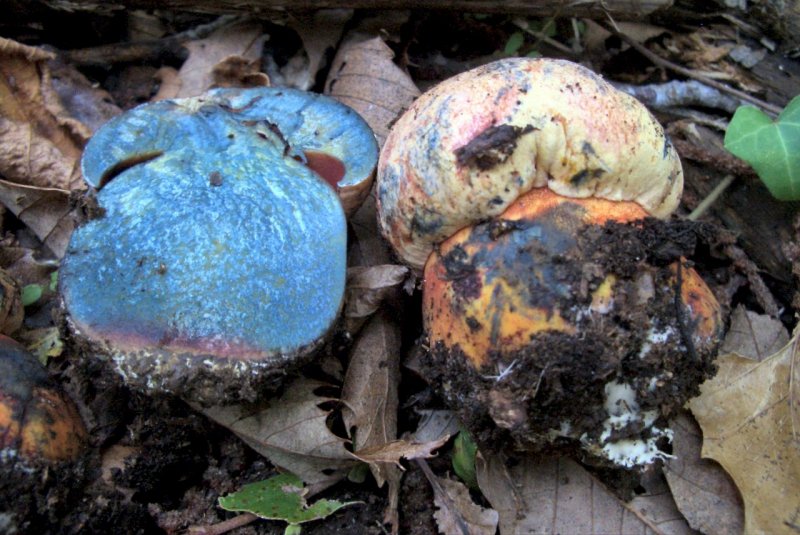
top-left (476, 454), bottom-right (688, 534)
top-left (209, 56), bottom-right (270, 90)
top-left (343, 265), bottom-right (408, 333)
top-left (432, 476), bottom-right (498, 535)
top-left (177, 20), bottom-right (268, 98)
top-left (410, 410), bottom-right (461, 444)
top-left (0, 38), bottom-right (90, 257)
top-left (720, 305), bottom-right (789, 361)
top-left (198, 377), bottom-right (356, 489)
top-left (626, 468), bottom-right (694, 535)
top-left (353, 435), bottom-right (449, 465)
top-left (17, 327), bottom-right (65, 365)
top-left (341, 311), bottom-right (401, 481)
top-left (48, 57), bottom-right (121, 133)
top-left (688, 332), bottom-right (800, 534)
top-left (325, 35), bottom-right (420, 147)
top-left (349, 193), bottom-right (393, 265)
top-left (287, 9), bottom-right (352, 91)
top-left (664, 412), bottom-right (744, 535)
top-left (219, 473), bottom-right (359, 526)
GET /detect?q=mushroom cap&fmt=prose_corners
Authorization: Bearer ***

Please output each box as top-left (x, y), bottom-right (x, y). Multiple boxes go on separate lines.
top-left (0, 335), bottom-right (87, 463)
top-left (82, 87), bottom-right (378, 216)
top-left (422, 190), bottom-right (722, 465)
top-left (61, 93), bottom-right (353, 405)
top-left (377, 58), bottom-right (683, 271)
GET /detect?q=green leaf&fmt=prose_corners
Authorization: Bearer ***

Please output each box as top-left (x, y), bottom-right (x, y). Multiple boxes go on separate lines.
top-left (218, 473), bottom-right (359, 525)
top-left (724, 95), bottom-right (800, 200)
top-left (49, 271), bottom-right (58, 293)
top-left (284, 525), bottom-right (302, 535)
top-left (504, 32), bottom-right (525, 56)
top-left (452, 430), bottom-right (478, 489)
top-left (21, 284), bottom-right (42, 307)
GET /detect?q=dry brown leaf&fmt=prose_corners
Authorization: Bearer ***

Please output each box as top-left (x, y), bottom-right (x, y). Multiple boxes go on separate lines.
top-left (341, 312), bottom-right (401, 484)
top-left (626, 468), bottom-right (694, 535)
top-left (210, 56), bottom-right (269, 90)
top-left (349, 194), bottom-right (393, 266)
top-left (286, 9), bottom-right (352, 91)
top-left (688, 332), bottom-right (800, 535)
top-left (477, 454), bottom-right (687, 534)
top-left (325, 35), bottom-right (420, 147)
top-left (664, 412), bottom-right (744, 535)
top-left (177, 21), bottom-right (267, 98)
top-left (343, 265), bottom-right (408, 333)
top-left (432, 476), bottom-right (499, 535)
top-left (353, 435), bottom-right (449, 465)
top-left (198, 377), bottom-right (356, 489)
top-left (411, 410), bottom-right (461, 444)
top-left (0, 38), bottom-right (90, 257)
top-left (719, 305), bottom-right (789, 361)
top-left (48, 58), bottom-right (121, 133)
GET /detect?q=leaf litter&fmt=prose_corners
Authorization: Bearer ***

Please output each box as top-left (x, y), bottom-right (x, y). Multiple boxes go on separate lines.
top-left (688, 317), bottom-right (800, 534)
top-left (3, 7), bottom-right (800, 535)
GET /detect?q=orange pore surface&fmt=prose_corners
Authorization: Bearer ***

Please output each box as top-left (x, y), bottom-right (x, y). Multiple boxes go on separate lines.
top-left (423, 188), bottom-right (650, 369)
top-left (19, 389), bottom-right (87, 462)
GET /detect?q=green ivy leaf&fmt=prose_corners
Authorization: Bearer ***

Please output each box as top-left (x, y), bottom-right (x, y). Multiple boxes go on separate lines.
top-left (452, 430), bottom-right (478, 489)
top-left (724, 95), bottom-right (800, 200)
top-left (21, 284), bottom-right (43, 307)
top-left (218, 473), bottom-right (359, 526)
top-left (504, 31), bottom-right (525, 56)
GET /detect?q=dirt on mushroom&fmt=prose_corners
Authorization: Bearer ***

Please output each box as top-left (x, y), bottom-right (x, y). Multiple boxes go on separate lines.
top-left (421, 209), bottom-right (723, 464)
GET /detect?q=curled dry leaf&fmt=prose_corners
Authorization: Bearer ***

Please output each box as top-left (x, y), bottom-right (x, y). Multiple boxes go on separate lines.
top-left (352, 435), bottom-right (449, 466)
top-left (0, 269), bottom-right (23, 335)
top-left (176, 20), bottom-right (268, 98)
top-left (432, 476), bottom-right (498, 535)
top-left (477, 454), bottom-right (689, 535)
top-left (688, 330), bottom-right (800, 535)
top-left (664, 412), bottom-right (744, 535)
top-left (287, 9), bottom-right (352, 91)
top-left (325, 36), bottom-right (420, 147)
top-left (410, 410), bottom-right (461, 444)
top-left (719, 305), bottom-right (789, 361)
top-left (343, 265), bottom-right (408, 333)
top-left (197, 377), bottom-right (356, 489)
top-left (0, 38), bottom-right (89, 257)
top-left (341, 312), bottom-right (400, 479)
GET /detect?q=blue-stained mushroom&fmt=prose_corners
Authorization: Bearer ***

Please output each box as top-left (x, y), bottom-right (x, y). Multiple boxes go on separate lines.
top-left (60, 88), bottom-right (378, 405)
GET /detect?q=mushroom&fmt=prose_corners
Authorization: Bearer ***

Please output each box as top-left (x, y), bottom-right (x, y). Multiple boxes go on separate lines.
top-left (377, 58), bottom-right (723, 467)
top-left (61, 88), bottom-right (378, 405)
top-left (0, 335), bottom-right (87, 464)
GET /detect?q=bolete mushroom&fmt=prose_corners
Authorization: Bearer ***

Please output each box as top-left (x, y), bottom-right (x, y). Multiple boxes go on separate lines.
top-left (0, 335), bottom-right (87, 464)
top-left (61, 88), bottom-right (378, 405)
top-left (377, 58), bottom-right (723, 467)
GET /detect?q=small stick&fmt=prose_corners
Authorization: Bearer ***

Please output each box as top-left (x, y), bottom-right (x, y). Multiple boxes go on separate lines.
top-left (185, 512), bottom-right (258, 535)
top-left (688, 174), bottom-right (736, 221)
top-left (62, 14), bottom-right (241, 67)
top-left (602, 21), bottom-right (783, 116)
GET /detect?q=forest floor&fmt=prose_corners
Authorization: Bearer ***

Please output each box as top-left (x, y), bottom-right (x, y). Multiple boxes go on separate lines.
top-left (1, 3), bottom-right (799, 535)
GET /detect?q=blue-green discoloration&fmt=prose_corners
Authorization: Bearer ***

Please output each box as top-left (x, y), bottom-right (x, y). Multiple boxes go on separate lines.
top-left (82, 87), bottom-right (377, 191)
top-left (62, 92), bottom-right (350, 399)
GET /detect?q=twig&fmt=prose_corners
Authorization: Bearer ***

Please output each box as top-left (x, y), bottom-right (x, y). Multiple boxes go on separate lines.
top-left (185, 513), bottom-right (258, 535)
top-left (688, 174), bottom-right (736, 221)
top-left (61, 14), bottom-right (242, 67)
top-left (613, 79), bottom-right (745, 114)
top-left (602, 21), bottom-right (783, 116)
top-left (512, 17), bottom-right (575, 56)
